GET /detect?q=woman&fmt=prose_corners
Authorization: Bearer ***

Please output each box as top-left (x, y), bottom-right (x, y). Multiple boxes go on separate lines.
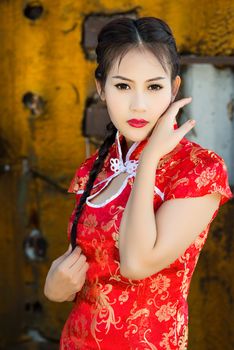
top-left (44, 17), bottom-right (233, 349)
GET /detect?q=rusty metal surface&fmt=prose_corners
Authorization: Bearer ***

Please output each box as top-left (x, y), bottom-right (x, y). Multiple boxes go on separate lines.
top-left (0, 0), bottom-right (233, 349)
top-left (7, 341), bottom-right (59, 350)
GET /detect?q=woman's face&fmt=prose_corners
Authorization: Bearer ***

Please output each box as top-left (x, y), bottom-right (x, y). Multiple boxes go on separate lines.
top-left (96, 47), bottom-right (181, 148)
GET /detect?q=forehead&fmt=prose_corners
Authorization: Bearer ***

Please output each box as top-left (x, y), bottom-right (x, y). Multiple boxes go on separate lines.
top-left (109, 47), bottom-right (168, 77)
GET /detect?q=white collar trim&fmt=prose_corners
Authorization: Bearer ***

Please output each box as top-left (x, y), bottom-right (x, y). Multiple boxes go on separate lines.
top-left (77, 130), bottom-right (164, 204)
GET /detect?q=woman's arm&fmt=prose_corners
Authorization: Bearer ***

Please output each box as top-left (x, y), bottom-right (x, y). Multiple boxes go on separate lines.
top-left (119, 150), bottom-right (221, 280)
top-left (118, 97), bottom-right (224, 280)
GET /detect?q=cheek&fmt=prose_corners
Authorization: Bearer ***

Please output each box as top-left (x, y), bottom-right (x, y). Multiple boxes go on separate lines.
top-left (150, 90), bottom-right (172, 114)
top-left (151, 104), bottom-right (171, 120)
top-left (105, 90), bottom-right (126, 114)
top-left (160, 100), bottom-right (171, 115)
top-left (105, 96), bottom-right (123, 125)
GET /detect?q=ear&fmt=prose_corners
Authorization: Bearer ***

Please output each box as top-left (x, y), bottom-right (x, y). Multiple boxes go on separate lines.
top-left (171, 75), bottom-right (181, 102)
top-left (95, 79), bottom-right (105, 101)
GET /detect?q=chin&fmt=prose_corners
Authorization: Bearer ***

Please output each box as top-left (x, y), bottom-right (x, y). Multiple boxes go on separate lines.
top-left (124, 128), bottom-right (150, 143)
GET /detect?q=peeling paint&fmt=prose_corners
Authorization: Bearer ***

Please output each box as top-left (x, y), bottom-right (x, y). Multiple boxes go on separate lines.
top-left (0, 0), bottom-right (233, 348)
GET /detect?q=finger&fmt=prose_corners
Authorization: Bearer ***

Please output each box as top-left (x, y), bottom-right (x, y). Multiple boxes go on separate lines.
top-left (52, 245), bottom-right (73, 265)
top-left (67, 243), bottom-right (72, 252)
top-left (167, 97), bottom-right (192, 125)
top-left (75, 261), bottom-right (89, 279)
top-left (57, 244), bottom-right (73, 264)
top-left (170, 97), bottom-right (192, 123)
top-left (62, 246), bottom-right (82, 268)
top-left (63, 244), bottom-right (78, 261)
top-left (71, 261), bottom-right (89, 286)
top-left (173, 97), bottom-right (192, 109)
top-left (63, 243), bottom-right (73, 258)
top-left (176, 119), bottom-right (196, 138)
top-left (74, 264), bottom-right (89, 290)
top-left (70, 254), bottom-right (88, 272)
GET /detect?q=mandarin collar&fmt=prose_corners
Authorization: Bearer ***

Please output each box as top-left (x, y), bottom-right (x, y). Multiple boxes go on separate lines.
top-left (76, 122), bottom-right (179, 203)
top-left (114, 129), bottom-right (149, 163)
top-left (114, 121), bottom-right (178, 164)
top-left (91, 130), bottom-right (149, 190)
top-left (92, 122), bottom-right (178, 196)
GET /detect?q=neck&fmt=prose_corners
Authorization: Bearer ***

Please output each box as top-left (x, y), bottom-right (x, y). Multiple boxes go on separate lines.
top-left (121, 137), bottom-right (131, 162)
top-left (125, 137), bottom-right (134, 150)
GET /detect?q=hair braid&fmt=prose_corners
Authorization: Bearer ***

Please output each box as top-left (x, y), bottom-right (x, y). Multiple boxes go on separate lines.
top-left (70, 121), bottom-right (117, 250)
top-left (71, 16), bottom-right (181, 249)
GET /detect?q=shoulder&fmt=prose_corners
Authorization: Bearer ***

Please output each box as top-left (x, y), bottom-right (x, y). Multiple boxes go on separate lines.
top-left (67, 148), bottom-right (99, 193)
top-left (163, 137), bottom-right (232, 205)
top-left (163, 137), bottom-right (227, 174)
top-left (183, 138), bottom-right (227, 175)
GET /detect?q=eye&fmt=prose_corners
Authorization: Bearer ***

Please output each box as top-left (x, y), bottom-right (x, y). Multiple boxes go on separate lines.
top-left (114, 83), bottom-right (130, 90)
top-left (148, 84), bottom-right (163, 91)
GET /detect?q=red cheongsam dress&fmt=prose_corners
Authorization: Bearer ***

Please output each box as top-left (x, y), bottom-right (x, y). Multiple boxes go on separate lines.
top-left (60, 127), bottom-right (233, 350)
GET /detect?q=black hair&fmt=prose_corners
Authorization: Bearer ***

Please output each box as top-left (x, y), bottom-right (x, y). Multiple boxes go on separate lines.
top-left (70, 16), bottom-right (180, 250)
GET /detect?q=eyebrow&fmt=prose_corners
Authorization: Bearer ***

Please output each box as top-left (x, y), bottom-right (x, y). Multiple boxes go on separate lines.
top-left (111, 75), bottom-right (166, 82)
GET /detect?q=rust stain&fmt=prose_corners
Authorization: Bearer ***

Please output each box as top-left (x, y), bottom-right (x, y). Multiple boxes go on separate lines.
top-left (0, 0), bottom-right (233, 348)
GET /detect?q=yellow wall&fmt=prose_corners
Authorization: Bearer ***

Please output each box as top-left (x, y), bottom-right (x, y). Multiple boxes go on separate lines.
top-left (0, 0), bottom-right (233, 348)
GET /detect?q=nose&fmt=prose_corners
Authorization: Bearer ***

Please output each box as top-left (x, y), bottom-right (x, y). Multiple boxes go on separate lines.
top-left (130, 92), bottom-right (147, 113)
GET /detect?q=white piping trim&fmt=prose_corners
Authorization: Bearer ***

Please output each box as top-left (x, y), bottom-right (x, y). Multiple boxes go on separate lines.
top-left (154, 186), bottom-right (164, 201)
top-left (75, 130), bottom-right (165, 206)
top-left (78, 184), bottom-right (164, 202)
top-left (116, 129), bottom-right (141, 162)
top-left (93, 172), bottom-right (119, 188)
top-left (85, 174), bottom-right (131, 208)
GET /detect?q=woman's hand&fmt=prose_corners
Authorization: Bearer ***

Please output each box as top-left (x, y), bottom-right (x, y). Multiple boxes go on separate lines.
top-left (142, 97), bottom-right (195, 160)
top-left (44, 244), bottom-right (89, 302)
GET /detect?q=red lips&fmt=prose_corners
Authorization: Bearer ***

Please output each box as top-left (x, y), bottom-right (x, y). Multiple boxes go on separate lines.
top-left (127, 119), bottom-right (149, 128)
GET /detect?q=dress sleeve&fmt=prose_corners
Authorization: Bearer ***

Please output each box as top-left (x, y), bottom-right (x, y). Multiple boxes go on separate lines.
top-left (164, 150), bottom-right (233, 206)
top-left (67, 167), bottom-right (85, 194)
top-left (67, 149), bottom-right (99, 194)
top-left (66, 149), bottom-right (99, 241)
top-left (66, 168), bottom-right (84, 242)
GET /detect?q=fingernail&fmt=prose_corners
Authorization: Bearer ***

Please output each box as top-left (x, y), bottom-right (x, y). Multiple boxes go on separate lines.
top-left (190, 119), bottom-right (196, 124)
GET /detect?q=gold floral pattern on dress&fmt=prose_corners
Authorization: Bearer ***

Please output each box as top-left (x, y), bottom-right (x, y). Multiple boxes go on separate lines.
top-left (82, 213), bottom-right (98, 234)
top-left (68, 173), bottom-right (90, 193)
top-left (101, 217), bottom-right (116, 232)
top-left (176, 306), bottom-right (188, 342)
top-left (167, 176), bottom-right (190, 195)
top-left (195, 166), bottom-right (217, 189)
top-left (189, 145), bottom-right (206, 166)
top-left (139, 329), bottom-right (158, 350)
top-left (158, 142), bottom-right (184, 170)
top-left (176, 254), bottom-right (193, 300)
top-left (149, 273), bottom-right (171, 296)
top-left (90, 279), bottom-right (123, 350)
top-left (101, 204), bottom-right (125, 232)
top-left (159, 325), bottom-right (177, 349)
top-left (178, 324), bottom-right (188, 350)
top-left (194, 227), bottom-right (209, 251)
top-left (112, 231), bottom-right (119, 249)
top-left (210, 182), bottom-right (231, 198)
top-left (109, 258), bottom-right (143, 288)
top-left (61, 133), bottom-right (232, 349)
top-left (60, 312), bottom-right (88, 349)
top-left (92, 238), bottom-right (109, 270)
top-left (155, 301), bottom-right (178, 322)
top-left (118, 290), bottom-right (129, 304)
top-left (124, 301), bottom-right (150, 338)
top-left (96, 168), bottom-right (108, 182)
